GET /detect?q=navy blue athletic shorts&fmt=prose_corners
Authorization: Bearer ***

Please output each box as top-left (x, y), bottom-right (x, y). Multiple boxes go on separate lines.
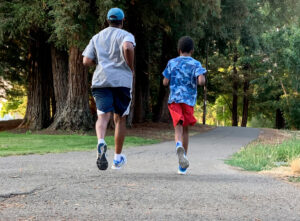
top-left (92, 87), bottom-right (131, 116)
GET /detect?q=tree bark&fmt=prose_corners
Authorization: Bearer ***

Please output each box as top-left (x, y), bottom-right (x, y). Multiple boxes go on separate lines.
top-left (241, 72), bottom-right (249, 127)
top-left (48, 46), bottom-right (69, 129)
top-left (50, 46), bottom-right (93, 131)
top-left (232, 49), bottom-right (238, 126)
top-left (20, 30), bottom-right (53, 130)
top-left (152, 33), bottom-right (174, 123)
top-left (125, 6), bottom-right (150, 123)
top-left (275, 108), bottom-right (285, 129)
top-left (203, 42), bottom-right (209, 125)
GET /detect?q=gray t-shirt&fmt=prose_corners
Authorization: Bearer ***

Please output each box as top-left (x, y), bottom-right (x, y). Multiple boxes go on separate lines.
top-left (82, 27), bottom-right (136, 89)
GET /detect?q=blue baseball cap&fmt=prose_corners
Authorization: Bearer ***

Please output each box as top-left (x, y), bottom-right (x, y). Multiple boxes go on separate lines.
top-left (107, 8), bottom-right (124, 21)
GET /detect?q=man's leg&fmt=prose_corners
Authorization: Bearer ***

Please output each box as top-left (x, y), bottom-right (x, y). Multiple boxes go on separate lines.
top-left (95, 112), bottom-right (111, 140)
top-left (113, 114), bottom-right (126, 154)
top-left (182, 126), bottom-right (189, 154)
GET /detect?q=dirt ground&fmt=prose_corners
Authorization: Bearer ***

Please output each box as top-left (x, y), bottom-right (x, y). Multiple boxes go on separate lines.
top-left (0, 119), bottom-right (214, 142)
top-left (255, 128), bottom-right (300, 185)
top-left (0, 119), bottom-right (22, 132)
top-left (253, 128), bottom-right (294, 145)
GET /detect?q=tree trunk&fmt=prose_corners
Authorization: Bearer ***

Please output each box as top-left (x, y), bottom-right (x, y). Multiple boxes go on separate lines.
top-left (20, 30), bottom-right (53, 130)
top-left (275, 108), bottom-right (285, 129)
top-left (203, 42), bottom-right (209, 125)
top-left (50, 46), bottom-right (93, 131)
top-left (232, 49), bottom-right (238, 126)
top-left (152, 33), bottom-right (175, 123)
top-left (241, 72), bottom-right (249, 127)
top-left (48, 46), bottom-right (69, 129)
top-left (125, 6), bottom-right (150, 123)
top-left (132, 34), bottom-right (149, 123)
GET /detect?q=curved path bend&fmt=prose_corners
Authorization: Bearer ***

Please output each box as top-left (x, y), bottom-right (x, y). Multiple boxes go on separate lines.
top-left (1, 127), bottom-right (300, 220)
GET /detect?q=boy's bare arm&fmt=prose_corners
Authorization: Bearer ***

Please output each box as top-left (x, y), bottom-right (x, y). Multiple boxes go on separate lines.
top-left (123, 41), bottom-right (135, 72)
top-left (83, 57), bottom-right (95, 66)
top-left (197, 75), bottom-right (205, 86)
top-left (163, 77), bottom-right (169, 86)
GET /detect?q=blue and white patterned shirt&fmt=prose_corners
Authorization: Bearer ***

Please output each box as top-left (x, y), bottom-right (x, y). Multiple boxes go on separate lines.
top-left (162, 56), bottom-right (206, 106)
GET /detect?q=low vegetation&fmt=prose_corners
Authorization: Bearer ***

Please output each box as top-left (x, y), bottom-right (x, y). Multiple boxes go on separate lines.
top-left (226, 137), bottom-right (300, 172)
top-left (0, 132), bottom-right (159, 157)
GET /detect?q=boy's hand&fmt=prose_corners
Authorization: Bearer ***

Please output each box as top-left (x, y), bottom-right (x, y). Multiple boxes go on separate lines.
top-left (163, 77), bottom-right (169, 86)
top-left (197, 75), bottom-right (205, 86)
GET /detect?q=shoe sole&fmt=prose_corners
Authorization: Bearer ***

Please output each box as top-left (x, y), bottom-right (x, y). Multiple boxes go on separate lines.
top-left (178, 170), bottom-right (187, 175)
top-left (177, 146), bottom-right (189, 169)
top-left (96, 144), bottom-right (108, 170)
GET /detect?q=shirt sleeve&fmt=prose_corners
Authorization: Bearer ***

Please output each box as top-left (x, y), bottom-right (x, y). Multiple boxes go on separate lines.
top-left (123, 33), bottom-right (136, 47)
top-left (82, 39), bottom-right (96, 60)
top-left (162, 61), bottom-right (171, 79)
top-left (194, 61), bottom-right (207, 77)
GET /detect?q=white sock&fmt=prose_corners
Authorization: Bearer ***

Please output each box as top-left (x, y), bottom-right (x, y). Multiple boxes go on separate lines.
top-left (98, 139), bottom-right (105, 145)
top-left (176, 141), bottom-right (183, 148)
top-left (114, 153), bottom-right (121, 162)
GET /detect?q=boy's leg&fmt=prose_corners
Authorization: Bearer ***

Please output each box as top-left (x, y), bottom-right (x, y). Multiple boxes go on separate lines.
top-left (182, 126), bottom-right (189, 154)
top-left (174, 121), bottom-right (183, 144)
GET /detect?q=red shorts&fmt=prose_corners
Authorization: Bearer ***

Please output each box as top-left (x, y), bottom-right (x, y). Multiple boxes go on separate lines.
top-left (168, 103), bottom-right (197, 127)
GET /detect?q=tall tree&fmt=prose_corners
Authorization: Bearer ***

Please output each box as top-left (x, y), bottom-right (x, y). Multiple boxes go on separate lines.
top-left (48, 0), bottom-right (96, 130)
top-left (0, 1), bottom-right (54, 129)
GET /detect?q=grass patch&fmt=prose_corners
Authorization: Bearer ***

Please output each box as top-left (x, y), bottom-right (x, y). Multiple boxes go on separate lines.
top-left (0, 132), bottom-right (159, 157)
top-left (226, 138), bottom-right (300, 171)
top-left (288, 176), bottom-right (300, 182)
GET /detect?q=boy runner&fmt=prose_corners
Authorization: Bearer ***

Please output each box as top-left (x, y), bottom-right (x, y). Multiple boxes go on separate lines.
top-left (82, 8), bottom-right (135, 170)
top-left (162, 36), bottom-right (206, 175)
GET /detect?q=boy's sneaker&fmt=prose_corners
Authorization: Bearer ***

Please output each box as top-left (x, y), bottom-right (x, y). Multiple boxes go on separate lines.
top-left (178, 165), bottom-right (187, 175)
top-left (96, 143), bottom-right (108, 170)
top-left (111, 154), bottom-right (127, 170)
top-left (176, 146), bottom-right (189, 169)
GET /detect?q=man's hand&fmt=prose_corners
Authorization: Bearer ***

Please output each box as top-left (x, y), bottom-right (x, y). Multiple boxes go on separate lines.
top-left (163, 77), bottom-right (169, 86)
top-left (198, 75), bottom-right (205, 86)
top-left (123, 41), bottom-right (135, 72)
top-left (83, 57), bottom-right (95, 66)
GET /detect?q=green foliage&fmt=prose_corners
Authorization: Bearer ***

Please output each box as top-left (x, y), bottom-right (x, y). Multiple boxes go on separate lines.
top-left (0, 86), bottom-right (26, 118)
top-left (0, 0), bottom-right (299, 128)
top-left (0, 132), bottom-right (159, 157)
top-left (48, 0), bottom-right (97, 49)
top-left (0, 0), bottom-right (48, 42)
top-left (226, 137), bottom-right (300, 171)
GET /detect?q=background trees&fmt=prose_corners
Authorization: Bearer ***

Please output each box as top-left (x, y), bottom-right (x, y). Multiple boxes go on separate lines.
top-left (0, 0), bottom-right (299, 130)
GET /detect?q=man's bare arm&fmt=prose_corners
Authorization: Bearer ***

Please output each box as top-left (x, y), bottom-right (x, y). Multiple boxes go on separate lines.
top-left (123, 41), bottom-right (135, 72)
top-left (198, 75), bottom-right (205, 86)
top-left (83, 57), bottom-right (95, 66)
top-left (163, 77), bottom-right (169, 86)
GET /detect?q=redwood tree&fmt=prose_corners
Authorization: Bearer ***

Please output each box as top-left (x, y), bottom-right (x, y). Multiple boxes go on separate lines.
top-left (48, 0), bottom-right (95, 130)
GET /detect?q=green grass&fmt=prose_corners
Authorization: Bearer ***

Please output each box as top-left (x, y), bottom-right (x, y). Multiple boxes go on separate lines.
top-left (0, 132), bottom-right (159, 157)
top-left (288, 176), bottom-right (300, 182)
top-left (226, 138), bottom-right (300, 171)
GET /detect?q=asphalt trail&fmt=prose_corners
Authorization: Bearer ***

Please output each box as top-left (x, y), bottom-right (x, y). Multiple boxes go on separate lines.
top-left (1, 127), bottom-right (300, 220)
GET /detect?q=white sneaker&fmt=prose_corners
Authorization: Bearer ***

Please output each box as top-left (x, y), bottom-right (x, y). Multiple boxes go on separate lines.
top-left (178, 165), bottom-right (187, 175)
top-left (111, 154), bottom-right (127, 170)
top-left (176, 146), bottom-right (189, 169)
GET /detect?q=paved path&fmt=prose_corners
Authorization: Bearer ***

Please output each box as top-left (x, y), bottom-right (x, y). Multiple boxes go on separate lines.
top-left (1, 127), bottom-right (300, 220)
